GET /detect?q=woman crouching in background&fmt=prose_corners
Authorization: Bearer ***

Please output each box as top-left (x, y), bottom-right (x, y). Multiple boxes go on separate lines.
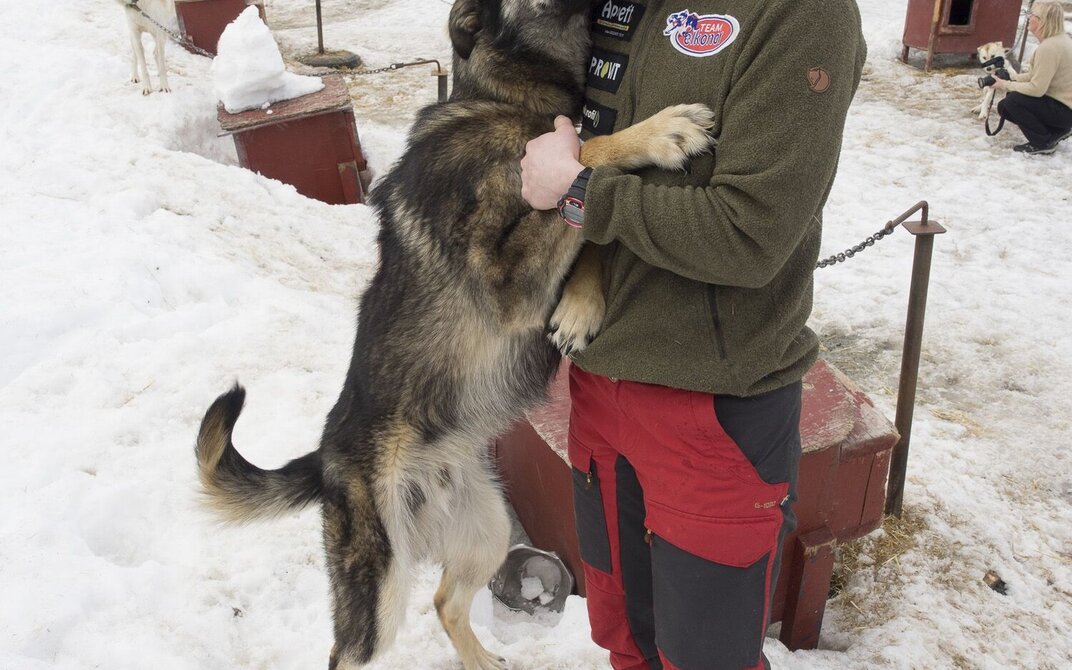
top-left (993, 1), bottom-right (1072, 155)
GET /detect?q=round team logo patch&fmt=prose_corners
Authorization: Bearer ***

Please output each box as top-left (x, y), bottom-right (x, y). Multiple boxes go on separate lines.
top-left (663, 9), bottom-right (739, 57)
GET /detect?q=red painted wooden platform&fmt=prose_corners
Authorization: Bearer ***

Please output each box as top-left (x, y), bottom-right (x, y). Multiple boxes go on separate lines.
top-left (175, 0), bottom-right (266, 56)
top-left (217, 74), bottom-right (368, 205)
top-left (495, 359), bottom-right (898, 650)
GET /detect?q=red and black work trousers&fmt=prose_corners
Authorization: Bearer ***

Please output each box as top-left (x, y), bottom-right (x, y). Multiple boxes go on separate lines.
top-left (568, 365), bottom-right (801, 670)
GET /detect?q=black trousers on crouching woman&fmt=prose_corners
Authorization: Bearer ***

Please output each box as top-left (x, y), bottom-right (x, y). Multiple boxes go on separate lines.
top-left (997, 91), bottom-right (1072, 147)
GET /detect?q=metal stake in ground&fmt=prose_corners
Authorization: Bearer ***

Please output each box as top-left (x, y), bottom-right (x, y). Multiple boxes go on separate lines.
top-left (299, 0), bottom-right (361, 69)
top-left (885, 201), bottom-right (946, 518)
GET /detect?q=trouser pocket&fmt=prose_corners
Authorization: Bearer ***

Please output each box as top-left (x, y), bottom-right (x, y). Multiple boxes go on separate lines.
top-left (572, 456), bottom-right (613, 574)
top-left (651, 533), bottom-right (770, 670)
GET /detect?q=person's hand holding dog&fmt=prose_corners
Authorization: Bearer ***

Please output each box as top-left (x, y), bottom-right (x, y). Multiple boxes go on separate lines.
top-left (521, 115), bottom-right (584, 211)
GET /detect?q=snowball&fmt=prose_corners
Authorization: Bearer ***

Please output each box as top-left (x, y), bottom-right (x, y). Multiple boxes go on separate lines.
top-left (211, 7), bottom-right (324, 113)
top-left (520, 576), bottom-right (545, 601)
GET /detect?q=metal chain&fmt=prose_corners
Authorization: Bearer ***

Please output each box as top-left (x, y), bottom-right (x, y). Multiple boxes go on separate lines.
top-left (126, 0), bottom-right (215, 58)
top-left (815, 223), bottom-right (898, 269)
top-left (347, 59), bottom-right (443, 77)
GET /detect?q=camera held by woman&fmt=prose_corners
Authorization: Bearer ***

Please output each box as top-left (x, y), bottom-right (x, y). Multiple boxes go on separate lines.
top-left (977, 55), bottom-right (1011, 89)
top-left (990, 1), bottom-right (1072, 155)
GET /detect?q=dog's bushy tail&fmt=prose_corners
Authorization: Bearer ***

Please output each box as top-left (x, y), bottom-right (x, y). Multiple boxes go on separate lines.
top-left (195, 385), bottom-right (323, 522)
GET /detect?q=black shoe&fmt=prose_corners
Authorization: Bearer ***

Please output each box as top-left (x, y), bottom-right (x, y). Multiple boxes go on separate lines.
top-left (1057, 128), bottom-right (1072, 144)
top-left (1013, 141), bottom-right (1057, 155)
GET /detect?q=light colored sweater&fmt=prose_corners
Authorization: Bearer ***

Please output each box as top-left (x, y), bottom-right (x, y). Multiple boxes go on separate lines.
top-left (1007, 33), bottom-right (1072, 109)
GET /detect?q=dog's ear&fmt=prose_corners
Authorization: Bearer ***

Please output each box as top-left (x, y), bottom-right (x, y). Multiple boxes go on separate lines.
top-left (449, 0), bottom-right (481, 60)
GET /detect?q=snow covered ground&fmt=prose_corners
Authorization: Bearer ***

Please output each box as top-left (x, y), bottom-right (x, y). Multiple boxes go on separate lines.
top-left (1, 1), bottom-right (1070, 668)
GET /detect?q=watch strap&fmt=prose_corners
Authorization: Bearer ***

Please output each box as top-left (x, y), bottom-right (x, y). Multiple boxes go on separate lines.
top-left (566, 167), bottom-right (593, 201)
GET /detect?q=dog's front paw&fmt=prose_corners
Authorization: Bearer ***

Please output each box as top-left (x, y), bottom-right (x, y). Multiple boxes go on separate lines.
top-left (141, 84), bottom-right (152, 96)
top-left (159, 85), bottom-right (171, 93)
top-left (548, 286), bottom-right (605, 356)
top-left (643, 103), bottom-right (716, 170)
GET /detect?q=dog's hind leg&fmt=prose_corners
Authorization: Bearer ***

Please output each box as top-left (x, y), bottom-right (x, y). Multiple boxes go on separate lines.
top-left (129, 28), bottom-right (152, 95)
top-left (434, 466), bottom-right (510, 670)
top-left (322, 478), bottom-right (397, 670)
top-left (128, 36), bottom-right (140, 84)
top-left (152, 31), bottom-right (170, 93)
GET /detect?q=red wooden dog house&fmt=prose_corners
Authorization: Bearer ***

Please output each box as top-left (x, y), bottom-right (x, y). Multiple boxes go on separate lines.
top-left (901, 0), bottom-right (1023, 70)
top-left (495, 359), bottom-right (898, 650)
top-left (217, 74), bottom-right (369, 205)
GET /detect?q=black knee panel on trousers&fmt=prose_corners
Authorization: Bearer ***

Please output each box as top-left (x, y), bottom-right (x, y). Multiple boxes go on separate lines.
top-left (653, 538), bottom-right (770, 669)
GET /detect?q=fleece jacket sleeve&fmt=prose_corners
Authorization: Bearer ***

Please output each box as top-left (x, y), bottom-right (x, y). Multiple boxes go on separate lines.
top-left (582, 0), bottom-right (864, 289)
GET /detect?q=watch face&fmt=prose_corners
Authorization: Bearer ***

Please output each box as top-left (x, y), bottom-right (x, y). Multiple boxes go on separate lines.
top-left (558, 196), bottom-right (584, 228)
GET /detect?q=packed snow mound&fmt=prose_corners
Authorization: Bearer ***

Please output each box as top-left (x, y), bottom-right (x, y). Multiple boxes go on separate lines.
top-left (212, 6), bottom-right (323, 113)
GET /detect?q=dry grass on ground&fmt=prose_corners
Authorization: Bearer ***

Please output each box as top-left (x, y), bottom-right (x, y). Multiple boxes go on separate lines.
top-left (830, 511), bottom-right (931, 629)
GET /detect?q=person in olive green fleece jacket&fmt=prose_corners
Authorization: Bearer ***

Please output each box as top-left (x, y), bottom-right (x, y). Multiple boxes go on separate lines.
top-left (992, 1), bottom-right (1072, 155)
top-left (521, 1), bottom-right (865, 668)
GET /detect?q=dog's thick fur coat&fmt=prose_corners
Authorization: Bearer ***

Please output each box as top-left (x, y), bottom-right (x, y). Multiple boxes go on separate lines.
top-left (195, 1), bottom-right (714, 668)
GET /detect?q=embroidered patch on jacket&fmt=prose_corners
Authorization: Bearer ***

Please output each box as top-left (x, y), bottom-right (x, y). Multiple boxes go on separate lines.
top-left (587, 47), bottom-right (629, 93)
top-left (807, 67), bottom-right (832, 93)
top-left (581, 98), bottom-right (618, 136)
top-left (662, 10), bottom-right (739, 57)
top-left (592, 0), bottom-right (647, 41)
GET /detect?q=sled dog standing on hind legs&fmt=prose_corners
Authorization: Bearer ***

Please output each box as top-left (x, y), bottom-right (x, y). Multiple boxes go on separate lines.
top-left (195, 1), bottom-right (715, 668)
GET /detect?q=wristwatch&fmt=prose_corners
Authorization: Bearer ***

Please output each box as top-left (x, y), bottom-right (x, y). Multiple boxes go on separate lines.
top-left (556, 167), bottom-right (593, 229)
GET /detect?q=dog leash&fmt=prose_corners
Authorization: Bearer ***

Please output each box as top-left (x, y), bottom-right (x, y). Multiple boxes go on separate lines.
top-left (125, 0), bottom-right (216, 59)
top-left (984, 100), bottom-right (1006, 137)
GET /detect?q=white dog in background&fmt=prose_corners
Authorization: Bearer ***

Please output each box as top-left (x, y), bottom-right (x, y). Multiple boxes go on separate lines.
top-left (116, 0), bottom-right (176, 95)
top-left (972, 41), bottom-right (1019, 120)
